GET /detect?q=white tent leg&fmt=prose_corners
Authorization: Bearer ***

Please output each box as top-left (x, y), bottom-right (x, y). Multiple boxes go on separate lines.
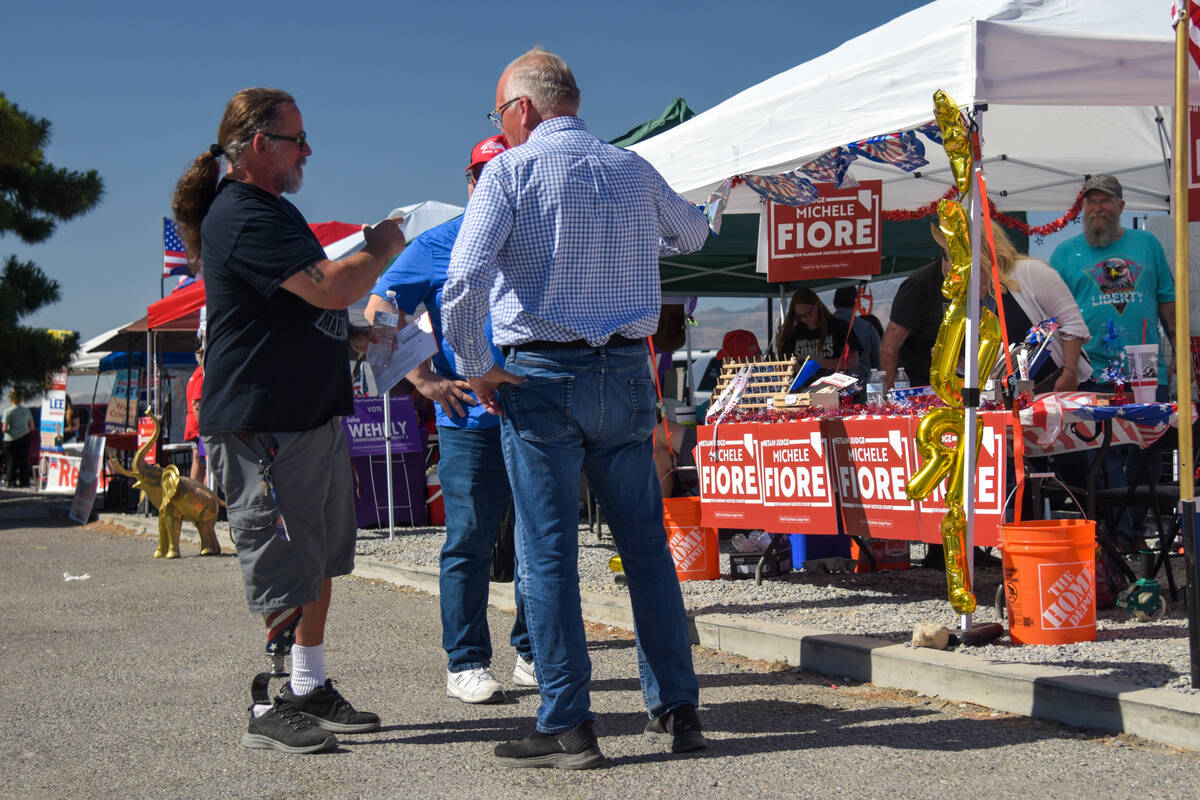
top-left (961, 107), bottom-right (985, 631)
top-left (384, 390), bottom-right (395, 540)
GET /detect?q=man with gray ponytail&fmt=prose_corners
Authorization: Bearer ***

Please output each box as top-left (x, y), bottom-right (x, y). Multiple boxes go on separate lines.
top-left (172, 87), bottom-right (405, 754)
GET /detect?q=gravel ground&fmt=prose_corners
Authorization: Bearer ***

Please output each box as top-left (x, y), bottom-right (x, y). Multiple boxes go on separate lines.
top-left (354, 522), bottom-right (1199, 696)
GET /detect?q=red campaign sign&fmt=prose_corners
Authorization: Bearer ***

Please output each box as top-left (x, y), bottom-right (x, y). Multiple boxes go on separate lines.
top-left (137, 416), bottom-right (157, 464)
top-left (915, 411), bottom-right (1008, 547)
top-left (827, 416), bottom-right (923, 542)
top-left (695, 422), bottom-right (839, 533)
top-left (756, 420), bottom-right (839, 533)
top-left (766, 180), bottom-right (882, 282)
top-left (696, 424), bottom-right (774, 531)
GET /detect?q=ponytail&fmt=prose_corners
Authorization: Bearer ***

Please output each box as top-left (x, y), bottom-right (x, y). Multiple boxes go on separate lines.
top-left (171, 150), bottom-right (221, 261)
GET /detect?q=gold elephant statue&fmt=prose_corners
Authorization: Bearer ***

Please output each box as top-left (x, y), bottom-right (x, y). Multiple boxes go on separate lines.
top-left (108, 411), bottom-right (221, 559)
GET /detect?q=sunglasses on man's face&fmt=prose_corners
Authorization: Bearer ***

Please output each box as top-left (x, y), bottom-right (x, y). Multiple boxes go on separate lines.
top-left (264, 130), bottom-right (308, 149)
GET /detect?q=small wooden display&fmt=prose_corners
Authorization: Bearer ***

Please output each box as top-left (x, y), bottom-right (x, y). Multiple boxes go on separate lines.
top-left (772, 387), bottom-right (839, 411)
top-left (710, 357), bottom-right (797, 412)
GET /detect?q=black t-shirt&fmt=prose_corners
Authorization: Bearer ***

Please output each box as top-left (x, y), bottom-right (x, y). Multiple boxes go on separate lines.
top-left (889, 260), bottom-right (947, 386)
top-left (1000, 292), bottom-right (1057, 384)
top-left (780, 315), bottom-right (861, 364)
top-left (199, 179), bottom-right (353, 434)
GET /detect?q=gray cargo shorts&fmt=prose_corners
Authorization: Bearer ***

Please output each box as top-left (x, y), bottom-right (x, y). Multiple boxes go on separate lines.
top-left (204, 417), bottom-right (356, 613)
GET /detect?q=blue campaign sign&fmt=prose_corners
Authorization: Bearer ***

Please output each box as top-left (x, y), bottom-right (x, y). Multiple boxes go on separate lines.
top-left (341, 395), bottom-right (425, 457)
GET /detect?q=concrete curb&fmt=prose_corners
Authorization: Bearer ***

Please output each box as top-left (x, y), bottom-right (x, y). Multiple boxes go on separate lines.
top-left (93, 515), bottom-right (1200, 751)
top-left (351, 557), bottom-right (1200, 751)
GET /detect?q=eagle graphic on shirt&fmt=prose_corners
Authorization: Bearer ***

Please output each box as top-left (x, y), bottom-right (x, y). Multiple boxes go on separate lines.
top-left (1084, 256), bottom-right (1142, 314)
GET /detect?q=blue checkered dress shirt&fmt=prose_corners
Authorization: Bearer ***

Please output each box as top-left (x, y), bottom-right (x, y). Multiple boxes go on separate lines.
top-left (442, 115), bottom-right (710, 377)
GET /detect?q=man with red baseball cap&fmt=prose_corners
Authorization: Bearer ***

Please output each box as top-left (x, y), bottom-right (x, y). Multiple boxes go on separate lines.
top-left (365, 135), bottom-right (535, 704)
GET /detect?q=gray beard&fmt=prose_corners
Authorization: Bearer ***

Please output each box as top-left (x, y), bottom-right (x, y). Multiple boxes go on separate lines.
top-left (277, 166), bottom-right (303, 195)
top-left (1083, 216), bottom-right (1122, 248)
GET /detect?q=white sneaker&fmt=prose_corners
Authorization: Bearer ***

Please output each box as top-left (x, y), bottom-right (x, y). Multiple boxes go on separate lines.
top-left (445, 667), bottom-right (505, 704)
top-left (512, 654), bottom-right (538, 687)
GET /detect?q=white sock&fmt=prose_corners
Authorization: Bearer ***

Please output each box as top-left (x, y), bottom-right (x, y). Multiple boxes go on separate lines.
top-left (290, 643), bottom-right (325, 696)
top-left (252, 703), bottom-right (272, 718)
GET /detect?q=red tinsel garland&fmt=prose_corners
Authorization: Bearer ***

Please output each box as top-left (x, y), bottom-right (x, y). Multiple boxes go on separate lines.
top-left (878, 186), bottom-right (1086, 238)
top-left (879, 186), bottom-right (959, 222)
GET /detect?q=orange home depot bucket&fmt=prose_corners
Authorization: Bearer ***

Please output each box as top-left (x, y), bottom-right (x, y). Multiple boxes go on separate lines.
top-left (662, 497), bottom-right (720, 581)
top-left (999, 519), bottom-right (1097, 645)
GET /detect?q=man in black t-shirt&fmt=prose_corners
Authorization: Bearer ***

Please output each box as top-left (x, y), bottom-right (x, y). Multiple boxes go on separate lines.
top-left (881, 257), bottom-right (948, 391)
top-left (171, 88), bottom-right (406, 755)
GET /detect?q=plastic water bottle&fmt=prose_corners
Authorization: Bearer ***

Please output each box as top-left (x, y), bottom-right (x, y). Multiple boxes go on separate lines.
top-left (866, 369), bottom-right (884, 405)
top-left (749, 530), bottom-right (772, 551)
top-left (894, 367), bottom-right (910, 392)
top-left (367, 290), bottom-right (399, 366)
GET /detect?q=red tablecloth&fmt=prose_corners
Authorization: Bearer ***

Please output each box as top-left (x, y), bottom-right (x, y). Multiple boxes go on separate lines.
top-left (698, 412), bottom-right (1011, 547)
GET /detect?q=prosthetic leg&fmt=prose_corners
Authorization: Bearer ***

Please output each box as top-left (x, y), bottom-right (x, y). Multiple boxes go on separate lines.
top-left (250, 607), bottom-right (302, 707)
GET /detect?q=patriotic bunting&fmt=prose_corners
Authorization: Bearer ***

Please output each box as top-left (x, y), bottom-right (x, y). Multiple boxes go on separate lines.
top-left (741, 171), bottom-right (819, 207)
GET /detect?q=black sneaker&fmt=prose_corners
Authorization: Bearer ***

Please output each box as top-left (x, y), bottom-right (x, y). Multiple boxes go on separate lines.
top-left (241, 698), bottom-right (338, 753)
top-left (279, 679), bottom-right (381, 733)
top-left (494, 720), bottom-right (605, 769)
top-left (644, 704), bottom-right (707, 753)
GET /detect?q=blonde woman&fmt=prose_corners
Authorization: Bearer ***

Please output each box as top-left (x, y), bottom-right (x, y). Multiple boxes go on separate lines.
top-left (932, 222), bottom-right (1091, 392)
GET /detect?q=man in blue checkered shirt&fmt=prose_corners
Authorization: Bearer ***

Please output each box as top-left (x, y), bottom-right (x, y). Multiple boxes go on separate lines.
top-left (443, 47), bottom-right (711, 769)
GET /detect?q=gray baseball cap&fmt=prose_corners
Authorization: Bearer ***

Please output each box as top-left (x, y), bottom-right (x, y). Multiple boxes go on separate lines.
top-left (1083, 173), bottom-right (1123, 199)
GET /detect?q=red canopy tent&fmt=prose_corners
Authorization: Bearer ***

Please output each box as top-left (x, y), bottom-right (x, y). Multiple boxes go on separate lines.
top-left (145, 221), bottom-right (365, 331)
top-left (147, 278), bottom-right (206, 331)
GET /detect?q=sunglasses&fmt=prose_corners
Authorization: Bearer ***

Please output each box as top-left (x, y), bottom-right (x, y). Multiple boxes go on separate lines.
top-left (264, 130), bottom-right (308, 149)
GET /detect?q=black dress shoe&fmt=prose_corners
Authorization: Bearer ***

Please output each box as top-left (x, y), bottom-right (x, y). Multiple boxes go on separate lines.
top-left (644, 704), bottom-right (707, 753)
top-left (494, 719), bottom-right (604, 769)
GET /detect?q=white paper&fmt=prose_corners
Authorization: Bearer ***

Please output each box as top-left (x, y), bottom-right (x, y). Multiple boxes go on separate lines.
top-left (368, 312), bottom-right (438, 395)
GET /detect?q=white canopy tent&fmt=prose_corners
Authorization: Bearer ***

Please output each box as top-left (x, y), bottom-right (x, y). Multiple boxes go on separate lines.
top-left (631, 0), bottom-right (1193, 629)
top-left (632, 0), bottom-right (1188, 214)
top-left (69, 327), bottom-right (123, 374)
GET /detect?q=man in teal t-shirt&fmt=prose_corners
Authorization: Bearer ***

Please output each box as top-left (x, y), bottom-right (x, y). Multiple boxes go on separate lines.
top-left (1049, 173), bottom-right (1177, 550)
top-left (1050, 174), bottom-right (1176, 391)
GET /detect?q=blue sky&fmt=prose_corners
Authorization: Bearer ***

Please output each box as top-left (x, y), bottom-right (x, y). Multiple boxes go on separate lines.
top-left (4, 0), bottom-right (943, 344)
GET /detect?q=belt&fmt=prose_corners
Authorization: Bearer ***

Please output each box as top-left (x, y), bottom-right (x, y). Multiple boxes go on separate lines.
top-left (501, 334), bottom-right (643, 357)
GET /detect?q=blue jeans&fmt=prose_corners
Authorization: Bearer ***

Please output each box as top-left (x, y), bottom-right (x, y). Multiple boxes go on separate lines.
top-left (437, 424), bottom-right (530, 671)
top-left (499, 344), bottom-right (699, 734)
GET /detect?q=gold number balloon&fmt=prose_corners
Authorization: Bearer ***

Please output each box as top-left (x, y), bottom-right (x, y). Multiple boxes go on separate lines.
top-left (906, 406), bottom-right (962, 500)
top-left (904, 91), bottom-right (1003, 616)
top-left (934, 89), bottom-right (972, 195)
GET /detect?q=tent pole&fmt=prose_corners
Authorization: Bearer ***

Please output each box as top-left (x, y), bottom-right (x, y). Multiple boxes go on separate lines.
top-left (1172, 6), bottom-right (1199, 688)
top-left (684, 313), bottom-right (693, 405)
top-left (960, 106), bottom-right (985, 632)
top-left (384, 389), bottom-right (395, 541)
top-left (766, 297), bottom-right (773, 358)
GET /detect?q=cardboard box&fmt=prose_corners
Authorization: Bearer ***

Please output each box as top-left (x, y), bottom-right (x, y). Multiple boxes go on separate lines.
top-left (729, 550), bottom-right (793, 580)
top-left (773, 387), bottom-right (839, 412)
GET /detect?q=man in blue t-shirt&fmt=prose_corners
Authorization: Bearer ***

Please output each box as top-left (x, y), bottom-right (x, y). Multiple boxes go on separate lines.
top-left (365, 135), bottom-right (533, 705)
top-left (1050, 173), bottom-right (1177, 549)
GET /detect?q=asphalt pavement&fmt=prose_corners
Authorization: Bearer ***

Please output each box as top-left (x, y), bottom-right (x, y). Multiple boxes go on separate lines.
top-left (2, 512), bottom-right (1199, 799)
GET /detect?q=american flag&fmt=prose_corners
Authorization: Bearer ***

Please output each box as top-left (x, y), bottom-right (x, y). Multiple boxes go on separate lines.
top-left (163, 217), bottom-right (190, 277)
top-left (1173, 2), bottom-right (1200, 70)
top-left (848, 130), bottom-right (928, 173)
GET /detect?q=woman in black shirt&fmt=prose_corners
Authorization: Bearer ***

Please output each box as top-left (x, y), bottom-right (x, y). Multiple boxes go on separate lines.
top-left (775, 287), bottom-right (862, 372)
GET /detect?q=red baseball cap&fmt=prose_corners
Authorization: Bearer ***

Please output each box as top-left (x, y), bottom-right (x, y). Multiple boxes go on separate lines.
top-left (717, 329), bottom-right (761, 359)
top-left (467, 134), bottom-right (508, 173)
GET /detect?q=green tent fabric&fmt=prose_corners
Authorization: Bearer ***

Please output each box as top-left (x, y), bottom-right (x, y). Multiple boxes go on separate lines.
top-left (609, 98), bottom-right (696, 148)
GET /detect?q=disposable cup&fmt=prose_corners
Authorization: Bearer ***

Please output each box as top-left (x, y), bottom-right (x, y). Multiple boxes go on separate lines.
top-left (1124, 344), bottom-right (1158, 403)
